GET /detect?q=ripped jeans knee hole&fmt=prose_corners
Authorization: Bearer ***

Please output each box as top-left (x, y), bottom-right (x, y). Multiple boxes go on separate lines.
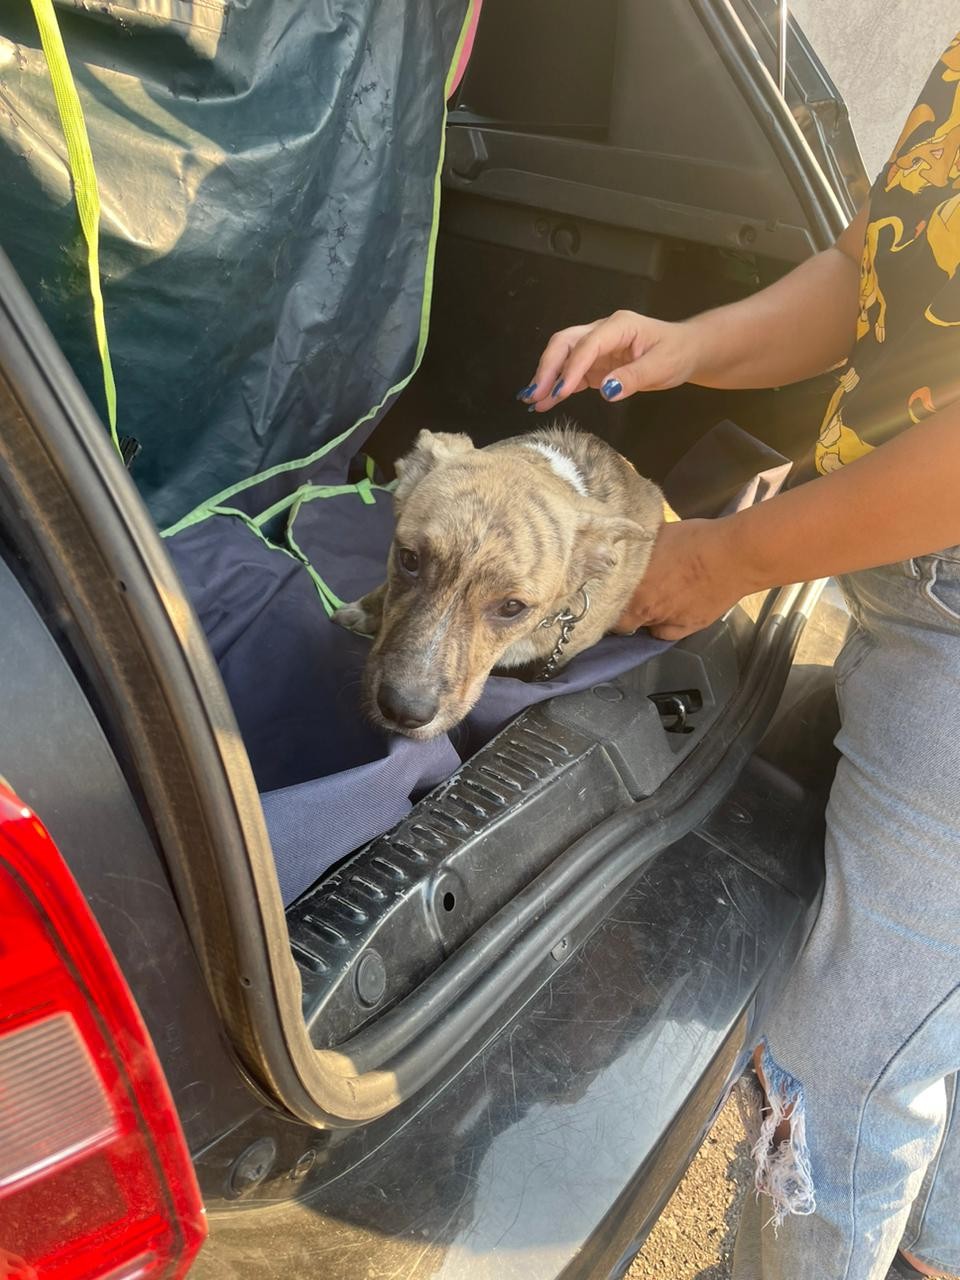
top-left (737, 1042), bottom-right (817, 1230)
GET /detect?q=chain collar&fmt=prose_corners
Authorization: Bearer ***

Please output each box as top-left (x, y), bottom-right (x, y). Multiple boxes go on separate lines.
top-left (534, 585), bottom-right (590, 681)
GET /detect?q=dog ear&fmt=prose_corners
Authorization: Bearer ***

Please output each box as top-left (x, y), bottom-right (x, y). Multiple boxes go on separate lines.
top-left (572, 512), bottom-right (656, 580)
top-left (393, 430), bottom-right (476, 505)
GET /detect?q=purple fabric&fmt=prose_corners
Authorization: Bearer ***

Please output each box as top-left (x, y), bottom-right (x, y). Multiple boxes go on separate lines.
top-left (260, 732), bottom-right (461, 904)
top-left (167, 422), bottom-right (791, 904)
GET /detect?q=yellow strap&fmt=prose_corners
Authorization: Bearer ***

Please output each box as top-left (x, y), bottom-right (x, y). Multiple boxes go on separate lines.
top-left (28, 0), bottom-right (119, 454)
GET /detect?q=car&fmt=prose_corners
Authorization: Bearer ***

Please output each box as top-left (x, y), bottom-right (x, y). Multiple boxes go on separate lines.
top-left (0, 1), bottom-right (863, 1276)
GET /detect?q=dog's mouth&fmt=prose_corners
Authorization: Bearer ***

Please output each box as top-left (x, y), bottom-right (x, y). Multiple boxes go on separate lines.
top-left (363, 668), bottom-right (485, 742)
top-left (363, 698), bottom-right (454, 742)
top-left (369, 711), bottom-right (445, 742)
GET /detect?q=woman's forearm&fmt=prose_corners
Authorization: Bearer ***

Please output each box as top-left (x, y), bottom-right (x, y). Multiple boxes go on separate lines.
top-left (725, 397), bottom-right (960, 591)
top-left (683, 207), bottom-right (866, 392)
top-left (614, 397), bottom-right (960, 642)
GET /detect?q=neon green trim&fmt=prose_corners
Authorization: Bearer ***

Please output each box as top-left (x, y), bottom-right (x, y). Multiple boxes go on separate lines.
top-left (205, 483), bottom-right (385, 617)
top-left (198, 497), bottom-right (353, 618)
top-left (283, 479), bottom-right (388, 613)
top-left (302, 564), bottom-right (343, 616)
top-left (250, 480), bottom-right (385, 530)
top-left (160, 0), bottom-right (477, 540)
top-left (285, 491), bottom-right (344, 616)
top-left (207, 504), bottom-right (299, 560)
top-left (29, 0), bottom-right (120, 455)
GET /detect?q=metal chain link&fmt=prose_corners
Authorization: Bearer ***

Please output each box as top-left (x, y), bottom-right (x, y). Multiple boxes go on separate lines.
top-left (535, 586), bottom-right (590, 681)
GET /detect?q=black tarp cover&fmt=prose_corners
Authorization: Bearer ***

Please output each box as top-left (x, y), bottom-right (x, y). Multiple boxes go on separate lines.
top-left (0, 0), bottom-right (473, 529)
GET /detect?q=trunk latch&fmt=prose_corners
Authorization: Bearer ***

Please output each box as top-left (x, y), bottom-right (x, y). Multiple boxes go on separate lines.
top-left (649, 689), bottom-right (703, 734)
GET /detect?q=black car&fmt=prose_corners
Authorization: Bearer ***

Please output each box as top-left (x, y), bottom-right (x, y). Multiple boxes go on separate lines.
top-left (0, 1), bottom-right (863, 1276)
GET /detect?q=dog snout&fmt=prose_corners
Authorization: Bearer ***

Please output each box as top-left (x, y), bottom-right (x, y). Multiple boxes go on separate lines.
top-left (376, 681), bottom-right (439, 731)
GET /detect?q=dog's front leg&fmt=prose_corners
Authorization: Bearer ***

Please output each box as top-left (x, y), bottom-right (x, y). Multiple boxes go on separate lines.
top-left (333, 582), bottom-right (386, 638)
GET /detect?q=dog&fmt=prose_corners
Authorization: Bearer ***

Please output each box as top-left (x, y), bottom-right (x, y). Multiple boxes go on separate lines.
top-left (333, 424), bottom-right (674, 740)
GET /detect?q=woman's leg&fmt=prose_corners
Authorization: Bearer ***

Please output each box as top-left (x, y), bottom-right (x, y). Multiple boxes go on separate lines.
top-left (732, 560), bottom-right (960, 1280)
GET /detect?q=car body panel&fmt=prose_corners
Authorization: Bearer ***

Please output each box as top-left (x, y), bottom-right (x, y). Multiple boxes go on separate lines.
top-left (0, 553), bottom-right (260, 1151)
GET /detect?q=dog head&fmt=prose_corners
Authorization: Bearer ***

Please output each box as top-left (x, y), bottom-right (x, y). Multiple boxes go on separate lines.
top-left (363, 429), bottom-right (654, 739)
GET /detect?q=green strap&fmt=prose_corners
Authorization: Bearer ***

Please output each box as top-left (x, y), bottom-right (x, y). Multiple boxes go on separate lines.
top-left (29, 0), bottom-right (120, 454)
top-left (202, 481), bottom-right (385, 618)
top-left (286, 480), bottom-right (380, 616)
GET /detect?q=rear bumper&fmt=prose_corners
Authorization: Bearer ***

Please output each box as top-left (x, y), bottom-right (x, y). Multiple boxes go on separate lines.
top-left (194, 729), bottom-right (829, 1280)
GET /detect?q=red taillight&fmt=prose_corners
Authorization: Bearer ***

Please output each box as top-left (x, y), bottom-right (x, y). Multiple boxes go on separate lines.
top-left (0, 783), bottom-right (206, 1279)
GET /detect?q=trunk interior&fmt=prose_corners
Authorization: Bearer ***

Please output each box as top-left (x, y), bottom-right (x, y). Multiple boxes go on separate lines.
top-left (273, 218), bottom-right (834, 1048)
top-left (0, 0), bottom-right (853, 1105)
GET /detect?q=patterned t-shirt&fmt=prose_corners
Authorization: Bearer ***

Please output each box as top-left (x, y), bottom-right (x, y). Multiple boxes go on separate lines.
top-left (816, 31), bottom-right (960, 474)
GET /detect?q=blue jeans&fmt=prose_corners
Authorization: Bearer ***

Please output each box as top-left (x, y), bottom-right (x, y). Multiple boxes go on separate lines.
top-left (732, 552), bottom-right (960, 1280)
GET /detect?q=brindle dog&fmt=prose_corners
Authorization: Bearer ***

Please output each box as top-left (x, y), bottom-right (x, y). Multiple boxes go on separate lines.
top-left (334, 424), bottom-right (673, 740)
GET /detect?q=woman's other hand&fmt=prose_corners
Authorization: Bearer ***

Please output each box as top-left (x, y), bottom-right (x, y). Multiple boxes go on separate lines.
top-left (518, 310), bottom-right (703, 410)
top-left (614, 519), bottom-right (755, 641)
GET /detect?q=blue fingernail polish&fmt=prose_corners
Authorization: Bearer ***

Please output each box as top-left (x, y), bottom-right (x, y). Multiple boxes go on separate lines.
top-left (601, 377), bottom-right (623, 400)
top-left (515, 383), bottom-right (537, 401)
top-left (527, 405), bottom-right (537, 413)
top-left (550, 378), bottom-right (565, 398)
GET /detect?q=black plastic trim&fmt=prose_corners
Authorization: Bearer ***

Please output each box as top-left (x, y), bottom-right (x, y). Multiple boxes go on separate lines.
top-left (291, 636), bottom-right (733, 1046)
top-left (324, 605), bottom-right (805, 1102)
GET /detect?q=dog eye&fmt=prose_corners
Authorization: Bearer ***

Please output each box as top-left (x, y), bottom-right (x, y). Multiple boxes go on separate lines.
top-left (398, 548), bottom-right (420, 577)
top-left (497, 599), bottom-right (528, 619)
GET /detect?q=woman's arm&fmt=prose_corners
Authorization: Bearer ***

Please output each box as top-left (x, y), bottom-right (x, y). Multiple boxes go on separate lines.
top-left (525, 207), bottom-right (867, 408)
top-left (684, 207), bottom-right (867, 389)
top-left (617, 396), bottom-right (960, 639)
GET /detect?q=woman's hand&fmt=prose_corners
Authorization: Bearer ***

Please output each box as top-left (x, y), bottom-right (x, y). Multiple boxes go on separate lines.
top-left (518, 310), bottom-right (704, 410)
top-left (518, 223), bottom-right (867, 409)
top-left (614, 519), bottom-right (755, 641)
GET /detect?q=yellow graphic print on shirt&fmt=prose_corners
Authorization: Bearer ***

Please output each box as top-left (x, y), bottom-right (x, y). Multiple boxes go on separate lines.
top-left (886, 36), bottom-right (960, 195)
top-left (814, 31), bottom-right (960, 476)
top-left (908, 386), bottom-right (937, 423)
top-left (922, 191), bottom-right (960, 324)
top-left (854, 216), bottom-right (907, 343)
top-left (816, 368), bottom-right (873, 473)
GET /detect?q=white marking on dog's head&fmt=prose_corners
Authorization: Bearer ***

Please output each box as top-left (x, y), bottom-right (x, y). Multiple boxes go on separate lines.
top-left (522, 440), bottom-right (589, 498)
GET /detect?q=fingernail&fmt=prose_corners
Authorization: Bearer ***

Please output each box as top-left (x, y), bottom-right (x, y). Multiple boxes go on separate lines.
top-left (515, 383), bottom-right (537, 401)
top-left (601, 377), bottom-right (622, 400)
top-left (527, 405), bottom-right (537, 413)
top-left (550, 378), bottom-right (565, 398)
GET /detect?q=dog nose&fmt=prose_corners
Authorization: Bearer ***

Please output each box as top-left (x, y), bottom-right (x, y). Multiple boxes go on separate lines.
top-left (376, 682), bottom-right (439, 730)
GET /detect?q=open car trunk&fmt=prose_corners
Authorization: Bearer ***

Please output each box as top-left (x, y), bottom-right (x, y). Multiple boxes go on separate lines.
top-left (0, 0), bottom-right (859, 1144)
